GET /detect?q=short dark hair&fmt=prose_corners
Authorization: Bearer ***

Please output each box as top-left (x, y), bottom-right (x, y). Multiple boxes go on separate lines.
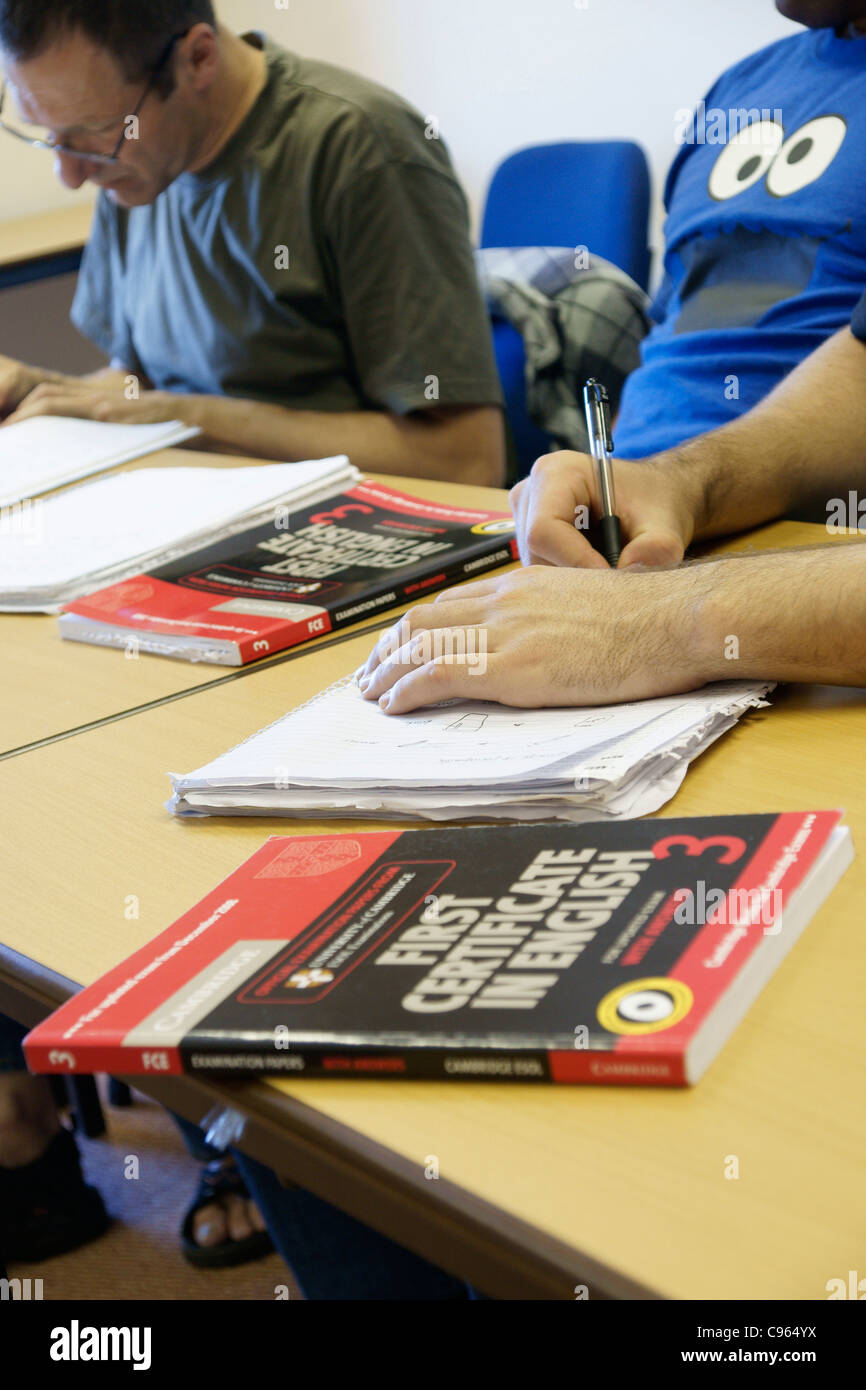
top-left (0, 1), bottom-right (217, 96)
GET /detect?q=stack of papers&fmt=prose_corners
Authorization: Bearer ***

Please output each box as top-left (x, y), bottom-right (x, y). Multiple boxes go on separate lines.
top-left (0, 457), bottom-right (358, 612)
top-left (169, 676), bottom-right (773, 823)
top-left (0, 416), bottom-right (202, 506)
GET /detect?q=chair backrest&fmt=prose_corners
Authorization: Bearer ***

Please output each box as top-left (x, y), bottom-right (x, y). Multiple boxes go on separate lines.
top-left (480, 140), bottom-right (652, 290)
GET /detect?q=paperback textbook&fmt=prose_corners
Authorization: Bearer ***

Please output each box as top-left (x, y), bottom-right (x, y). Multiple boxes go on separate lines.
top-left (25, 814), bottom-right (852, 1086)
top-left (59, 481), bottom-right (517, 664)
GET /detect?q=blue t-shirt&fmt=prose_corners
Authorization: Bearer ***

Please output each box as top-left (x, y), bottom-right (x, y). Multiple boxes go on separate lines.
top-left (615, 27), bottom-right (866, 458)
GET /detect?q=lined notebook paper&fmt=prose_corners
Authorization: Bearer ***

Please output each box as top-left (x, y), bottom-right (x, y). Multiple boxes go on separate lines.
top-left (0, 416), bottom-right (202, 507)
top-left (169, 677), bottom-right (773, 824)
top-left (0, 456), bottom-right (358, 611)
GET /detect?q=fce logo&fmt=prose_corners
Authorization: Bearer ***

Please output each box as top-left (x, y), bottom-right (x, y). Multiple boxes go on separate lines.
top-left (142, 1051), bottom-right (170, 1071)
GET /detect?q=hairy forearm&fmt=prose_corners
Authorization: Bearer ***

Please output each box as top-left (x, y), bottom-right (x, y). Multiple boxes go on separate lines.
top-left (689, 542), bottom-right (866, 687)
top-left (174, 393), bottom-right (506, 486)
top-left (647, 328), bottom-right (866, 542)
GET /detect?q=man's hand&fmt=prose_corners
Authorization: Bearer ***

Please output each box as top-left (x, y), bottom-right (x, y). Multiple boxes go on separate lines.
top-left (510, 450), bottom-right (699, 570)
top-left (0, 354), bottom-right (54, 419)
top-left (3, 382), bottom-right (183, 428)
top-left (356, 566), bottom-right (716, 713)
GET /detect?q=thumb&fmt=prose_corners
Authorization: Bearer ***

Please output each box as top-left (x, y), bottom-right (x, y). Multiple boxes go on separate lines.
top-left (618, 526), bottom-right (687, 570)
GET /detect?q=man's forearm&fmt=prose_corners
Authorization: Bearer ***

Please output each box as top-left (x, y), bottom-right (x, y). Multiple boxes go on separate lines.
top-left (649, 328), bottom-right (866, 542)
top-left (176, 393), bottom-right (506, 486)
top-left (692, 542), bottom-right (866, 687)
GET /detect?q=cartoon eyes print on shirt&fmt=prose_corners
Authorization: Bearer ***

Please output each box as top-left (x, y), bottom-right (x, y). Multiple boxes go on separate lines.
top-left (708, 120), bottom-right (784, 199)
top-left (766, 116), bottom-right (847, 197)
top-left (709, 115), bottom-right (847, 200)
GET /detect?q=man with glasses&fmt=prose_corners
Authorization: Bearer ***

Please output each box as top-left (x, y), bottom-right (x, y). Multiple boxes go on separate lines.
top-left (0, 1), bottom-right (505, 483)
top-left (0, 0), bottom-right (503, 1288)
top-left (0, 29), bottom-right (188, 168)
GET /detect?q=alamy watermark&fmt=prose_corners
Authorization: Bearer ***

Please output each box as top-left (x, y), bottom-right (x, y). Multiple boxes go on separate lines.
top-left (1, 1277), bottom-right (43, 1300)
top-left (673, 881), bottom-right (782, 936)
top-left (674, 103), bottom-right (784, 147)
top-left (371, 617), bottom-right (488, 677)
top-left (826, 491), bottom-right (866, 533)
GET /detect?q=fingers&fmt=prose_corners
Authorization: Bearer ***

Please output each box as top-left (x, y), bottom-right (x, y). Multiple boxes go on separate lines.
top-left (4, 385), bottom-right (104, 425)
top-left (372, 648), bottom-right (490, 715)
top-left (518, 453), bottom-right (610, 570)
top-left (359, 628), bottom-right (483, 700)
top-left (356, 597), bottom-right (491, 683)
top-left (619, 527), bottom-right (687, 570)
top-left (513, 453), bottom-right (693, 573)
top-left (0, 383), bottom-right (24, 420)
top-left (0, 359), bottom-right (37, 418)
top-left (509, 477), bottom-right (528, 553)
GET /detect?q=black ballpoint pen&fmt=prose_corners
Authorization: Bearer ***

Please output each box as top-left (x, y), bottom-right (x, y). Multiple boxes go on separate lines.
top-left (583, 378), bottom-right (623, 568)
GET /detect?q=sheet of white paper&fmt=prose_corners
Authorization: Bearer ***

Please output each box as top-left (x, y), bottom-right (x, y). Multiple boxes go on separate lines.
top-left (174, 679), bottom-right (704, 791)
top-left (174, 707), bottom-right (748, 823)
top-left (0, 457), bottom-right (356, 608)
top-left (171, 676), bottom-right (773, 813)
top-left (0, 416), bottom-right (202, 507)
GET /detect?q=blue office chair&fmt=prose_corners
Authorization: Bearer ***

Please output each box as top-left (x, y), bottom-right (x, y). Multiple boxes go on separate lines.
top-left (481, 140), bottom-right (652, 476)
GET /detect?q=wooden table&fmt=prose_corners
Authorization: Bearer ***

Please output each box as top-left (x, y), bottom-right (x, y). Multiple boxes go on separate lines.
top-left (0, 202), bottom-right (94, 288)
top-left (0, 465), bottom-right (512, 757)
top-left (1, 520), bottom-right (864, 1299)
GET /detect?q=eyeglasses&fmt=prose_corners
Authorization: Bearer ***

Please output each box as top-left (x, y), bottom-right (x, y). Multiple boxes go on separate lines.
top-left (0, 30), bottom-right (188, 167)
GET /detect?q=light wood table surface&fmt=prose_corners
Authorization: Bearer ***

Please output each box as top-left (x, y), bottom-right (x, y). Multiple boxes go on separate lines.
top-left (1, 520), bottom-right (864, 1299)
top-left (1, 462), bottom-right (512, 756)
top-left (0, 202), bottom-right (94, 270)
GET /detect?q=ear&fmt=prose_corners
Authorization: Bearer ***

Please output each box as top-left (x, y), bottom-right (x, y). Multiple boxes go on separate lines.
top-left (176, 23), bottom-right (220, 95)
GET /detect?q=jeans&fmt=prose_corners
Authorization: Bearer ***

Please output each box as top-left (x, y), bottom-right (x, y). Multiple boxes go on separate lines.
top-left (173, 1113), bottom-right (477, 1300)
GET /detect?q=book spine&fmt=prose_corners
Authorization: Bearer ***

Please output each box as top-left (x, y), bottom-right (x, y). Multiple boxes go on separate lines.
top-left (547, 1050), bottom-right (687, 1087)
top-left (180, 1045), bottom-right (554, 1081)
top-left (24, 1041), bottom-right (185, 1077)
top-left (25, 1039), bottom-right (686, 1086)
top-left (177, 1044), bottom-right (684, 1085)
top-left (235, 612), bottom-right (334, 665)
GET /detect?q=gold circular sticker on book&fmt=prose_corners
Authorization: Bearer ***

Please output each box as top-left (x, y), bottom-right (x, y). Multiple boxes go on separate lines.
top-left (470, 519), bottom-right (516, 536)
top-left (597, 978), bottom-right (694, 1035)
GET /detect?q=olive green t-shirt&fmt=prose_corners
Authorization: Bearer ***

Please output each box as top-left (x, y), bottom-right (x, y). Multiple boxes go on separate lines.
top-left (72, 33), bottom-right (503, 418)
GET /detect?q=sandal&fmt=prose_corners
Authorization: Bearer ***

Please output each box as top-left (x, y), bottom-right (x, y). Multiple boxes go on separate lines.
top-left (180, 1156), bottom-right (273, 1268)
top-left (0, 1126), bottom-right (110, 1262)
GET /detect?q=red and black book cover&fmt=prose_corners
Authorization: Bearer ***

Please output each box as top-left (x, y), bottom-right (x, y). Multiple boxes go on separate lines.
top-left (24, 814), bottom-right (851, 1086)
top-left (60, 482), bottom-right (518, 664)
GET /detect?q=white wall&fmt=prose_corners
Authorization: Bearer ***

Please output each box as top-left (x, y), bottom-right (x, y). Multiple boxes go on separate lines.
top-left (222, 0), bottom-right (795, 259)
top-left (1, 0), bottom-right (796, 264)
